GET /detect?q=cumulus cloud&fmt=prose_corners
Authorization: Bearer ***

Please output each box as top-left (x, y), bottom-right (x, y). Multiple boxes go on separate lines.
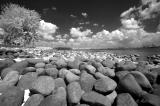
top-left (121, 18), bottom-right (141, 29)
top-left (82, 12), bottom-right (88, 18)
top-left (70, 27), bottom-right (93, 38)
top-left (37, 20), bottom-right (58, 40)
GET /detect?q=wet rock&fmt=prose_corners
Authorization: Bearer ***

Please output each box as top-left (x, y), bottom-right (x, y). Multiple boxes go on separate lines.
top-left (45, 68), bottom-right (58, 78)
top-left (18, 72), bottom-right (38, 90)
top-left (119, 74), bottom-right (143, 97)
top-left (3, 71), bottom-right (19, 86)
top-left (55, 78), bottom-right (66, 89)
top-left (22, 67), bottom-right (36, 75)
top-left (39, 87), bottom-right (67, 106)
top-left (0, 86), bottom-right (24, 106)
top-left (23, 94), bottom-right (44, 106)
top-left (35, 62), bottom-right (45, 68)
top-left (130, 71), bottom-right (152, 91)
top-left (80, 71), bottom-right (96, 92)
top-left (67, 82), bottom-right (83, 104)
top-left (81, 91), bottom-right (111, 106)
top-left (94, 75), bottom-right (117, 93)
top-left (116, 93), bottom-right (138, 106)
top-left (141, 93), bottom-right (160, 106)
top-left (31, 76), bottom-right (55, 95)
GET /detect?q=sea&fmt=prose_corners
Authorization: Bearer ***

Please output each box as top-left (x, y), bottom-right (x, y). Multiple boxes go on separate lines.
top-left (74, 47), bottom-right (160, 61)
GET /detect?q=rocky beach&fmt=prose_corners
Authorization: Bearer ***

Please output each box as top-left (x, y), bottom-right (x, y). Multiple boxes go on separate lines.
top-left (0, 47), bottom-right (159, 106)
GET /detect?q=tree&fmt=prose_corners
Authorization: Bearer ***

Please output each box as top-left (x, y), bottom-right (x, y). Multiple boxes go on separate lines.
top-left (0, 3), bottom-right (41, 46)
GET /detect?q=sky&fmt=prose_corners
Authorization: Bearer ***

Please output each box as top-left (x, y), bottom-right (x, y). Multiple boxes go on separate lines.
top-left (0, 0), bottom-right (160, 49)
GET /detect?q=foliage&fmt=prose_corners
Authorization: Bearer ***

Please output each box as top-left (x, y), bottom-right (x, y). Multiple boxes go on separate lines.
top-left (0, 3), bottom-right (41, 46)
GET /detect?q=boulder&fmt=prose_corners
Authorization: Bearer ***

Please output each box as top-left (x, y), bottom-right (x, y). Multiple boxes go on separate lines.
top-left (141, 93), bottom-right (160, 106)
top-left (55, 78), bottom-right (66, 89)
top-left (1, 68), bottom-right (17, 79)
top-left (35, 62), bottom-right (45, 68)
top-left (115, 61), bottom-right (136, 71)
top-left (45, 63), bottom-right (57, 69)
top-left (23, 94), bottom-right (44, 106)
top-left (68, 59), bottom-right (82, 69)
top-left (116, 93), bottom-right (138, 106)
top-left (67, 82), bottom-right (83, 104)
top-left (59, 69), bottom-right (69, 79)
top-left (39, 87), bottom-right (67, 106)
top-left (36, 68), bottom-right (45, 76)
top-left (101, 59), bottom-right (115, 69)
top-left (26, 58), bottom-right (44, 66)
top-left (10, 60), bottom-right (29, 74)
top-left (115, 71), bottom-right (130, 81)
top-left (130, 71), bottom-right (152, 91)
top-left (18, 72), bottom-right (38, 90)
top-left (45, 68), bottom-right (58, 78)
top-left (80, 71), bottom-right (96, 92)
top-left (22, 67), bottom-right (36, 75)
top-left (119, 74), bottom-right (143, 97)
top-left (98, 67), bottom-right (115, 77)
top-left (31, 76), bottom-right (55, 95)
top-left (106, 91), bottom-right (117, 105)
top-left (69, 69), bottom-right (81, 75)
top-left (82, 91), bottom-right (111, 106)
top-left (3, 71), bottom-right (19, 86)
top-left (65, 71), bottom-right (80, 83)
top-left (56, 58), bottom-right (67, 69)
top-left (0, 86), bottom-right (24, 106)
top-left (94, 76), bottom-right (117, 93)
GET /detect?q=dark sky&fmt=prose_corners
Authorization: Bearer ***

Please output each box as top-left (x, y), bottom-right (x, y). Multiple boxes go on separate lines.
top-left (0, 0), bottom-right (141, 34)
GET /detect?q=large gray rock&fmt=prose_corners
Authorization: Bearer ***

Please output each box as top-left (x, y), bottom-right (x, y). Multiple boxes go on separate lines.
top-left (22, 67), bottom-right (36, 75)
top-left (101, 59), bottom-right (115, 69)
top-left (82, 91), bottom-right (111, 106)
top-left (31, 76), bottom-right (55, 95)
top-left (80, 71), bottom-right (96, 92)
top-left (119, 74), bottom-right (143, 97)
top-left (35, 62), bottom-right (45, 68)
top-left (55, 78), bottom-right (66, 89)
top-left (56, 58), bottom-right (67, 69)
top-left (67, 82), bottom-right (83, 104)
top-left (141, 93), bottom-right (160, 106)
top-left (18, 72), bottom-right (38, 90)
top-left (130, 71), bottom-right (152, 90)
top-left (3, 71), bottom-right (19, 86)
top-left (45, 68), bottom-right (58, 78)
top-left (23, 94), bottom-right (44, 106)
top-left (94, 75), bottom-right (117, 93)
top-left (0, 86), bottom-right (24, 106)
top-left (116, 61), bottom-right (136, 71)
top-left (106, 91), bottom-right (117, 105)
top-left (116, 93), bottom-right (138, 106)
top-left (39, 87), bottom-right (67, 106)
top-left (65, 71), bottom-right (80, 83)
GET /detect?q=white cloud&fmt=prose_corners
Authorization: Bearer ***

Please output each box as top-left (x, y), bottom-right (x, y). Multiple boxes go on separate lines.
top-left (120, 7), bottom-right (135, 18)
top-left (37, 20), bottom-right (58, 40)
top-left (70, 27), bottom-right (93, 37)
top-left (121, 18), bottom-right (140, 29)
top-left (82, 12), bottom-right (88, 18)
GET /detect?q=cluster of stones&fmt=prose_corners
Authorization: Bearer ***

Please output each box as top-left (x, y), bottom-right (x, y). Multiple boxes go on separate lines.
top-left (0, 56), bottom-right (160, 106)
top-left (0, 49), bottom-right (34, 59)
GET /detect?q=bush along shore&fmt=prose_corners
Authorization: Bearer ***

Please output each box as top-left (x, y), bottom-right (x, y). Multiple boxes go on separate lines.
top-left (0, 48), bottom-right (160, 106)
